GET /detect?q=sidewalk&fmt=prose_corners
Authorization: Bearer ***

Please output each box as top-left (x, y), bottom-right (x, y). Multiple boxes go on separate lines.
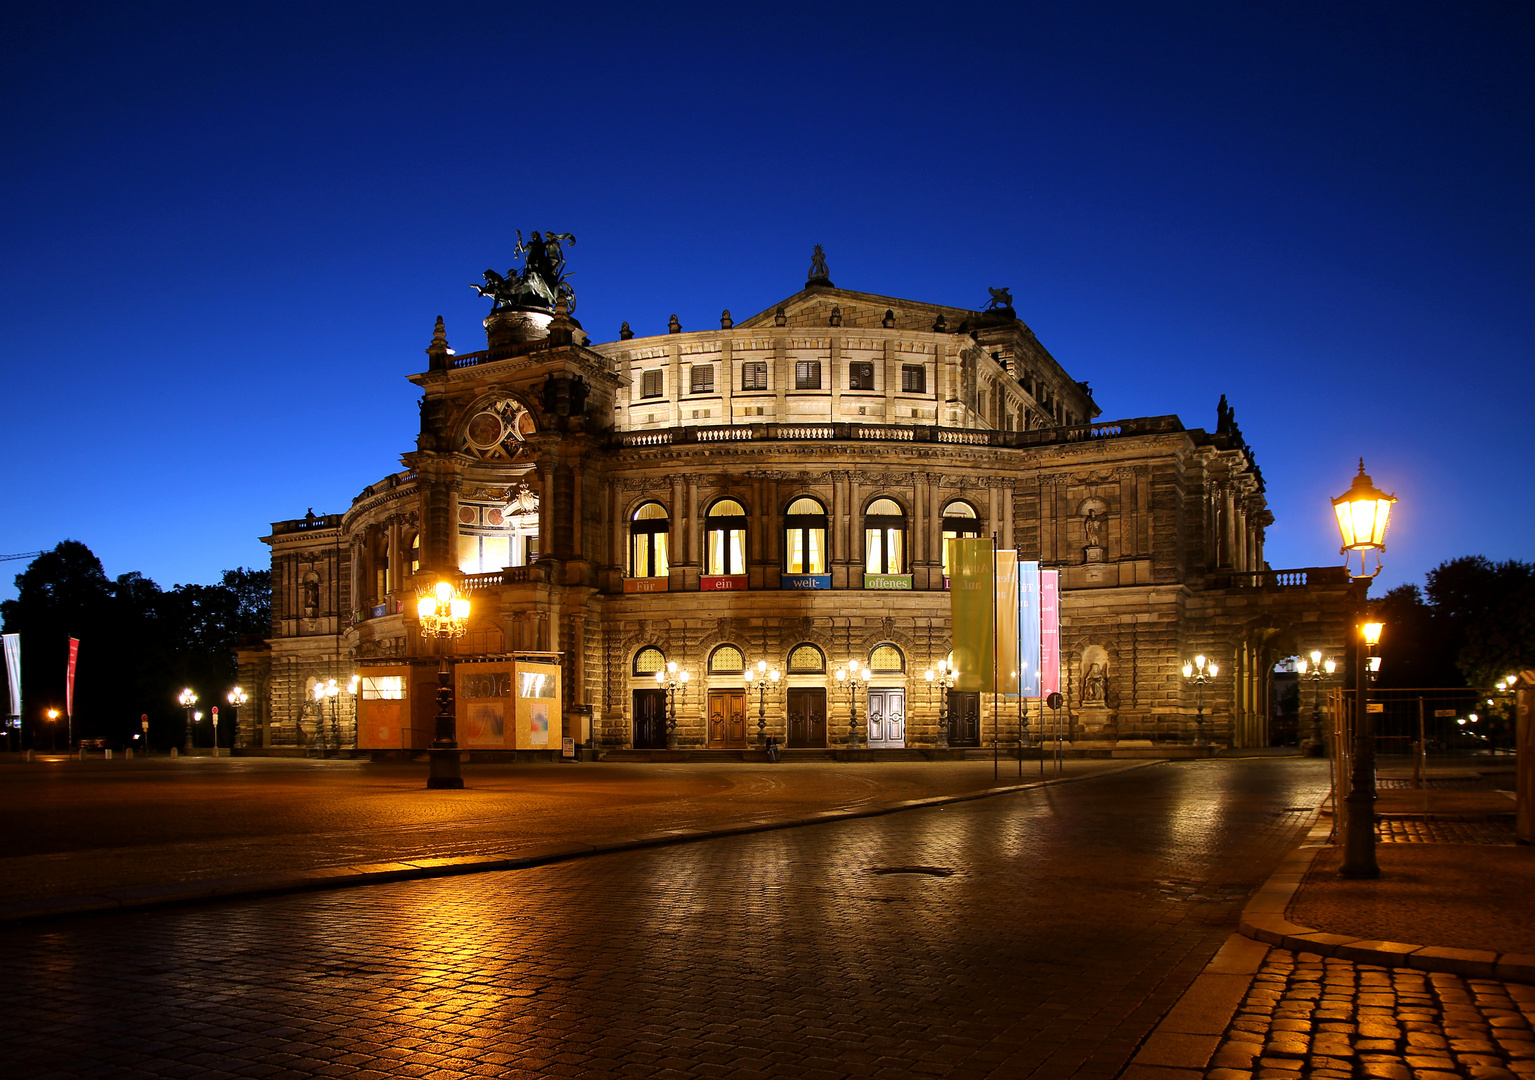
top-left (1123, 760), bottom-right (1534, 1080)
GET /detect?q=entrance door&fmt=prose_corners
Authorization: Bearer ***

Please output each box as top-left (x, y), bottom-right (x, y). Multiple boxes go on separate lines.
top-left (786, 688), bottom-right (828, 748)
top-left (633, 688), bottom-right (667, 749)
top-left (948, 690), bottom-right (981, 747)
top-left (708, 690), bottom-right (748, 749)
top-left (866, 689), bottom-right (906, 748)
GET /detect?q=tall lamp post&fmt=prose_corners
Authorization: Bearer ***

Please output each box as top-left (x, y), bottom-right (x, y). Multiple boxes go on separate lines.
top-left (924, 659), bottom-right (957, 750)
top-left (653, 661), bottom-right (689, 749)
top-left (226, 686), bottom-right (247, 752)
top-left (834, 661), bottom-right (871, 749)
top-left (1181, 655), bottom-right (1218, 746)
top-left (416, 579), bottom-right (470, 789)
top-left (744, 660), bottom-right (781, 748)
top-left (1333, 459), bottom-right (1397, 880)
top-left (46, 707), bottom-right (59, 751)
top-left (1295, 651), bottom-right (1336, 756)
top-left (177, 688), bottom-right (198, 752)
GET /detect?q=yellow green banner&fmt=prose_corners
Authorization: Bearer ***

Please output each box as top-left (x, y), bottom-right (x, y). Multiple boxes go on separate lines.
top-left (951, 538), bottom-right (994, 692)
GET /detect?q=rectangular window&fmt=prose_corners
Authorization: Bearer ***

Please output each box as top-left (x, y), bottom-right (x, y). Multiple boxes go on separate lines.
top-left (360, 676), bottom-right (405, 700)
top-left (902, 364), bottom-right (925, 393)
top-left (742, 361), bottom-right (768, 390)
top-left (795, 360), bottom-right (822, 390)
top-left (641, 370), bottom-right (664, 398)
top-left (849, 362), bottom-right (874, 390)
top-left (690, 365), bottom-right (714, 394)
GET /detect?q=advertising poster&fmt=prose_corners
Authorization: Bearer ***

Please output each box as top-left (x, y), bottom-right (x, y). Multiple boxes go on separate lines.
top-left (1019, 561), bottom-right (1040, 698)
top-left (950, 538), bottom-right (994, 693)
top-left (355, 667), bottom-right (411, 750)
top-left (457, 661), bottom-right (514, 748)
top-left (514, 660), bottom-right (561, 750)
top-left (1040, 569), bottom-right (1061, 697)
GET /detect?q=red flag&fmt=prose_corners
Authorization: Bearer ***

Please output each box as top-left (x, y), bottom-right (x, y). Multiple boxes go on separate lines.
top-left (66, 638), bottom-right (79, 718)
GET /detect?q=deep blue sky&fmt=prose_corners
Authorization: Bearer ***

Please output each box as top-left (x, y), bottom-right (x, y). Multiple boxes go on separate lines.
top-left (2, 2), bottom-right (1530, 604)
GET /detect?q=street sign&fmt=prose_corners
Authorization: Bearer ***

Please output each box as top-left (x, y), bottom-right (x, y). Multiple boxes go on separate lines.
top-left (1366, 703), bottom-right (1384, 713)
top-left (1433, 709), bottom-right (1457, 717)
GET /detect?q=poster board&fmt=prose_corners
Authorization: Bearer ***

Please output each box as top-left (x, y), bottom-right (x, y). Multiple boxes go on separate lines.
top-left (456, 660), bottom-right (515, 749)
top-left (356, 665), bottom-right (412, 750)
top-left (514, 660), bottom-right (561, 750)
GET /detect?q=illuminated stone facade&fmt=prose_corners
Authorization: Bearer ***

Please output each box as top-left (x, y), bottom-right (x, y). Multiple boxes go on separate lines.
top-left (239, 267), bottom-right (1356, 755)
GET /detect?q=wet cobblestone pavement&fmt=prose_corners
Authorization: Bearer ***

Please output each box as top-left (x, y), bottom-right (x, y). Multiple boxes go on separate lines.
top-left (0, 759), bottom-right (1333, 1079)
top-left (1205, 949), bottom-right (1535, 1080)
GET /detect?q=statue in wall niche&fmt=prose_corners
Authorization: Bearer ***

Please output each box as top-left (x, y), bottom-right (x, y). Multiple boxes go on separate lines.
top-left (1081, 661), bottom-right (1108, 705)
top-left (1083, 508), bottom-right (1105, 549)
top-left (303, 579), bottom-right (319, 619)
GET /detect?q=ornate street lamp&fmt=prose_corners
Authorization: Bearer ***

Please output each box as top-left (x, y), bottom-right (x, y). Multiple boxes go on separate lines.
top-left (416, 579), bottom-right (471, 789)
top-left (1181, 655), bottom-right (1218, 746)
top-left (1295, 651), bottom-right (1336, 756)
top-left (177, 687), bottom-right (198, 752)
top-left (924, 658), bottom-right (957, 750)
top-left (226, 686), bottom-right (247, 751)
top-left (1333, 459), bottom-right (1396, 880)
top-left (653, 661), bottom-right (690, 749)
top-left (743, 660), bottom-right (781, 749)
top-left (834, 661), bottom-right (871, 749)
top-left (312, 678), bottom-right (340, 755)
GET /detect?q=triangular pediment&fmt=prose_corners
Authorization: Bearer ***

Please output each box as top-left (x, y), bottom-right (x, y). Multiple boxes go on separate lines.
top-left (734, 285), bottom-right (996, 334)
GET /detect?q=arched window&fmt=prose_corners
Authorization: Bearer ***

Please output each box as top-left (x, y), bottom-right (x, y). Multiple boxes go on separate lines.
top-left (784, 497), bottom-right (827, 575)
top-left (942, 501), bottom-right (981, 579)
top-left (705, 499), bottom-right (747, 576)
top-left (633, 647), bottom-right (665, 676)
top-left (709, 645), bottom-right (744, 674)
top-left (629, 502), bottom-right (670, 578)
top-left (864, 498), bottom-right (906, 575)
top-left (870, 644), bottom-right (904, 673)
top-left (409, 533), bottom-right (420, 575)
top-left (788, 644), bottom-right (825, 673)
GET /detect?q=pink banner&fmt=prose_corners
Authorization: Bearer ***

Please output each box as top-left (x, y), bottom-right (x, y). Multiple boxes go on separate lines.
top-left (1039, 571), bottom-right (1060, 697)
top-left (66, 638), bottom-right (79, 718)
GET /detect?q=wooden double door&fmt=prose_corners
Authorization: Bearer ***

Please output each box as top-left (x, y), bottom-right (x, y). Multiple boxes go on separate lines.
top-left (633, 688), bottom-right (667, 749)
top-left (708, 690), bottom-right (749, 748)
top-left (948, 690), bottom-right (981, 747)
top-left (866, 689), bottom-right (906, 749)
top-left (786, 688), bottom-right (827, 748)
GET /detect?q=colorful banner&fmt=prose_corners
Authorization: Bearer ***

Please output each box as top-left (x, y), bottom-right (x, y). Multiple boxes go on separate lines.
top-left (995, 551), bottom-right (1019, 696)
top-left (1040, 570), bottom-right (1060, 697)
top-left (950, 538), bottom-right (994, 692)
top-left (2, 634), bottom-right (19, 719)
top-left (66, 638), bottom-right (79, 718)
top-left (1019, 562), bottom-right (1040, 698)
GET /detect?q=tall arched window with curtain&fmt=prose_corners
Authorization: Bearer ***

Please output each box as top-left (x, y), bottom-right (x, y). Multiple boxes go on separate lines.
top-left (629, 502), bottom-right (670, 579)
top-left (942, 500), bottom-right (981, 580)
top-left (705, 499), bottom-right (747, 576)
top-left (783, 497), bottom-right (827, 575)
top-left (863, 498), bottom-right (906, 575)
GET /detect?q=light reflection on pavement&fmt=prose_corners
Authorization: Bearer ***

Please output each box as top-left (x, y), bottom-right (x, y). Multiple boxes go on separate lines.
top-left (0, 758), bottom-right (1332, 1079)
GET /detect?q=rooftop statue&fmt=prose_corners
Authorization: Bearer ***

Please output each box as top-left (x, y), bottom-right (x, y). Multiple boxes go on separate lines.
top-left (473, 230), bottom-right (577, 313)
top-left (984, 286), bottom-right (1015, 311)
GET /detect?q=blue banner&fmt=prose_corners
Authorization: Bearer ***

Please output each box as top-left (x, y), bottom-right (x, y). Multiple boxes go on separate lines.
top-left (1019, 561), bottom-right (1040, 698)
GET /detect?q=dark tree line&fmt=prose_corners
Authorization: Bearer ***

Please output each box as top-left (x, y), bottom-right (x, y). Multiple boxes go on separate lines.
top-left (1374, 555), bottom-right (1534, 689)
top-left (0, 541), bottom-right (270, 749)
